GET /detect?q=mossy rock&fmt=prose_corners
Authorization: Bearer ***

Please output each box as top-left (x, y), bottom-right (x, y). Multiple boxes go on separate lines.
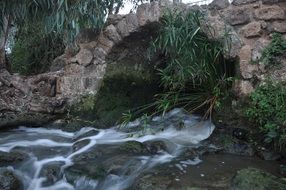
top-left (231, 168), bottom-right (286, 190)
top-left (119, 141), bottom-right (148, 154)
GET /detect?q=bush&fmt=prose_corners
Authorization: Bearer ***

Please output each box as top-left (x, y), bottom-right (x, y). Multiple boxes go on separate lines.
top-left (10, 23), bottom-right (65, 75)
top-left (261, 33), bottom-right (286, 65)
top-left (146, 10), bottom-right (233, 117)
top-left (245, 80), bottom-right (286, 150)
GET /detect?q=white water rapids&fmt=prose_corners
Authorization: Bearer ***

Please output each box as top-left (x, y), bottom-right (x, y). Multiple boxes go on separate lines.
top-left (0, 109), bottom-right (215, 190)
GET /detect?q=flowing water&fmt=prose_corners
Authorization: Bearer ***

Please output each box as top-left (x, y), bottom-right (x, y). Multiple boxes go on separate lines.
top-left (0, 109), bottom-right (216, 190)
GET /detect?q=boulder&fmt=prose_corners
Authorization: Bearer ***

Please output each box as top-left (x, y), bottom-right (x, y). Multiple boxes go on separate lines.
top-left (209, 0), bottom-right (230, 10)
top-left (255, 5), bottom-right (285, 21)
top-left (0, 169), bottom-right (23, 190)
top-left (231, 168), bottom-right (286, 190)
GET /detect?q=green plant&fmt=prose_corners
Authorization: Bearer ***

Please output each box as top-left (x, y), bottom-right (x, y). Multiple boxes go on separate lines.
top-left (147, 9), bottom-right (233, 117)
top-left (245, 80), bottom-right (286, 150)
top-left (10, 22), bottom-right (64, 75)
top-left (261, 33), bottom-right (286, 65)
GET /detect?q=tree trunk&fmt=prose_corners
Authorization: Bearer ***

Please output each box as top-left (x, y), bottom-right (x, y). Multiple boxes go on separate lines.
top-left (0, 15), bottom-right (11, 71)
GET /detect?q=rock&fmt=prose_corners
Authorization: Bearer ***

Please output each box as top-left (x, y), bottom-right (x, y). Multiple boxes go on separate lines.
top-left (268, 21), bottom-right (286, 33)
top-left (72, 139), bottom-right (91, 152)
top-left (125, 14), bottom-right (139, 34)
top-left (136, 2), bottom-right (160, 26)
top-left (119, 141), bottom-right (149, 154)
top-left (143, 140), bottom-right (167, 154)
top-left (262, 0), bottom-right (281, 4)
top-left (71, 49), bottom-right (93, 67)
top-left (224, 8), bottom-right (251, 25)
top-left (50, 55), bottom-right (68, 72)
top-left (238, 45), bottom-right (259, 79)
top-left (224, 142), bottom-right (254, 156)
top-left (240, 22), bottom-right (262, 38)
top-left (232, 0), bottom-right (258, 5)
top-left (258, 151), bottom-right (281, 161)
top-left (65, 162), bottom-right (106, 183)
top-left (0, 168), bottom-right (23, 190)
top-left (231, 168), bottom-right (286, 190)
top-left (209, 0), bottom-right (230, 10)
top-left (280, 164), bottom-right (286, 177)
top-left (104, 24), bottom-right (122, 44)
top-left (40, 162), bottom-right (63, 186)
top-left (0, 151), bottom-right (29, 167)
top-left (97, 33), bottom-right (115, 54)
top-left (233, 80), bottom-right (254, 96)
top-left (255, 5), bottom-right (285, 21)
top-left (251, 38), bottom-right (271, 62)
top-left (106, 14), bottom-right (124, 25)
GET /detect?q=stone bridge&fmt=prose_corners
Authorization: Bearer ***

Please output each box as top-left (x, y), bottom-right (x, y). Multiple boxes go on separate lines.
top-left (0, 0), bottom-right (286, 127)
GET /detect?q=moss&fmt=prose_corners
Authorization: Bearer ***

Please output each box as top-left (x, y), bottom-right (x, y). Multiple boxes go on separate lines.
top-left (231, 168), bottom-right (286, 190)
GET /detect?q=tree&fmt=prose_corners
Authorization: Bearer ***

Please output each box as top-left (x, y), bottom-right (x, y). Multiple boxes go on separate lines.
top-left (0, 0), bottom-right (124, 71)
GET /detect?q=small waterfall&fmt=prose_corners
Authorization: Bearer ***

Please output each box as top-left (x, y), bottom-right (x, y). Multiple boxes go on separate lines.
top-left (0, 109), bottom-right (215, 190)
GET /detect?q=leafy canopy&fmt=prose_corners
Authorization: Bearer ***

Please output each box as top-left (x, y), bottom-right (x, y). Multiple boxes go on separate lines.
top-left (0, 0), bottom-right (124, 42)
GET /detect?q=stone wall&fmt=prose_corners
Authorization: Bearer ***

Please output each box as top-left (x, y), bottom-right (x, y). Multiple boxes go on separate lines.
top-left (207, 0), bottom-right (286, 96)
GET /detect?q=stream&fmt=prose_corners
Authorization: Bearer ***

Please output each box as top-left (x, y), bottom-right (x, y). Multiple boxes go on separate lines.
top-left (0, 109), bottom-right (282, 190)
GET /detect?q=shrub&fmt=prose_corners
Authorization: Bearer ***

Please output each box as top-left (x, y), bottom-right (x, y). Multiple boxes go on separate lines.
top-left (10, 23), bottom-right (65, 75)
top-left (245, 80), bottom-right (286, 150)
top-left (146, 9), bottom-right (233, 117)
top-left (261, 33), bottom-right (286, 65)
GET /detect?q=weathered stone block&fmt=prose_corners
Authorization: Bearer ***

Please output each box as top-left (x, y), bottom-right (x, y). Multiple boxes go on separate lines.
top-left (255, 5), bottom-right (285, 20)
top-left (251, 38), bottom-right (271, 61)
top-left (125, 14), bottom-right (139, 34)
top-left (268, 21), bottom-right (286, 33)
top-left (71, 49), bottom-right (93, 67)
top-left (239, 45), bottom-right (259, 79)
top-left (262, 0), bottom-right (281, 4)
top-left (136, 2), bottom-right (160, 26)
top-left (104, 25), bottom-right (122, 44)
top-left (209, 0), bottom-right (230, 10)
top-left (224, 8), bottom-right (251, 25)
top-left (116, 18), bottom-right (129, 38)
top-left (232, 0), bottom-right (258, 5)
top-left (233, 80), bottom-right (254, 96)
top-left (97, 33), bottom-right (115, 54)
top-left (240, 21), bottom-right (262, 37)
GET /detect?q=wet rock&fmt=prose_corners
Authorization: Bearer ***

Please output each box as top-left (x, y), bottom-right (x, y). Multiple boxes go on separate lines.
top-left (224, 142), bottom-right (254, 156)
top-left (119, 141), bottom-right (149, 154)
top-left (143, 140), bottom-right (168, 154)
top-left (280, 164), bottom-right (286, 177)
top-left (0, 151), bottom-right (29, 167)
top-left (73, 129), bottom-right (99, 141)
top-left (65, 162), bottom-right (106, 183)
top-left (132, 173), bottom-right (172, 190)
top-left (0, 168), bottom-right (23, 190)
top-left (258, 151), bottom-right (281, 161)
top-left (40, 162), bottom-right (63, 186)
top-left (72, 139), bottom-right (90, 152)
top-left (231, 168), bottom-right (286, 189)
